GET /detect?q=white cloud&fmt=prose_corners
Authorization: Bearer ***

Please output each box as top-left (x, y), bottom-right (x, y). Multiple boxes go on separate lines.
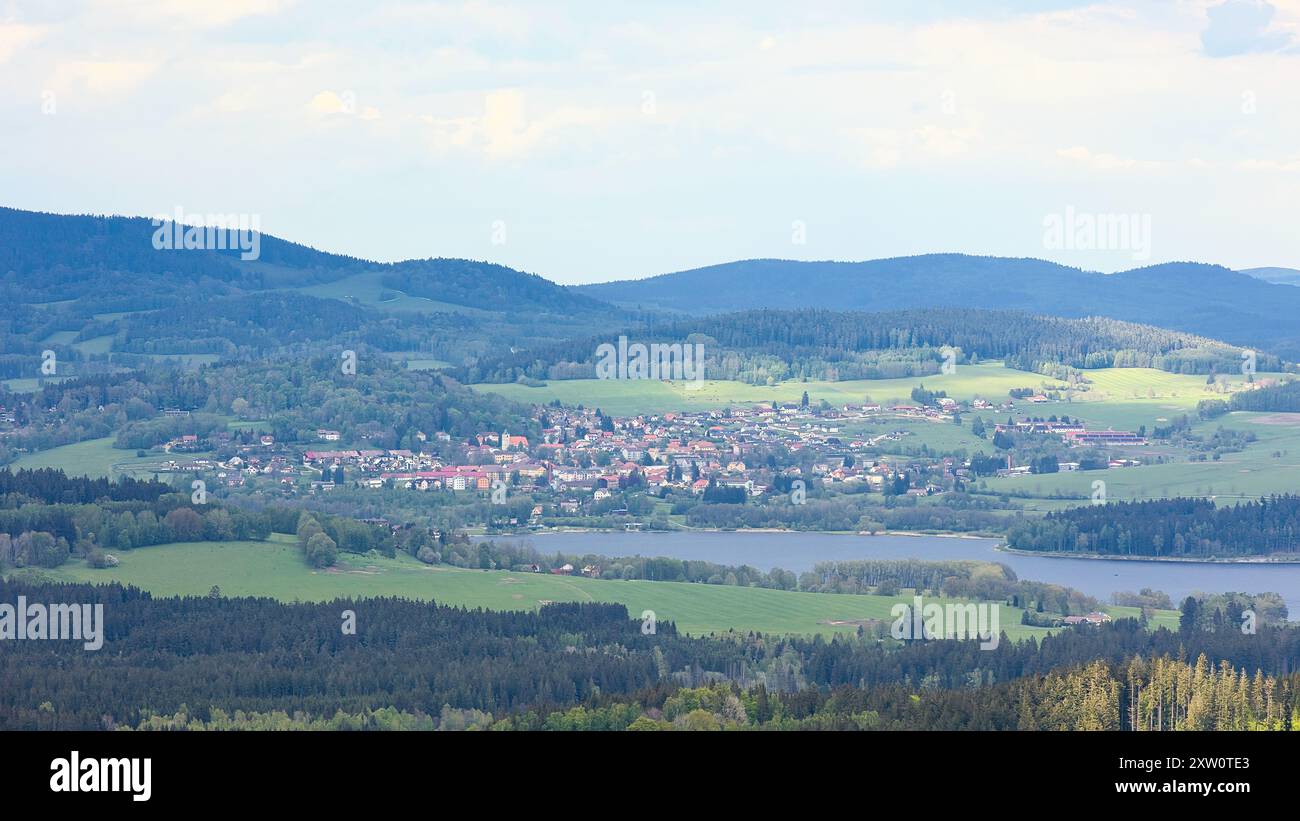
top-left (0, 22), bottom-right (42, 64)
top-left (308, 90), bottom-right (352, 115)
top-left (1057, 145), bottom-right (1164, 171)
top-left (377, 1), bottom-right (534, 41)
top-left (426, 89), bottom-right (606, 159)
top-left (92, 0), bottom-right (296, 29)
top-left (1238, 156), bottom-right (1300, 171)
top-left (47, 60), bottom-right (158, 94)
top-left (7, 1), bottom-right (1300, 277)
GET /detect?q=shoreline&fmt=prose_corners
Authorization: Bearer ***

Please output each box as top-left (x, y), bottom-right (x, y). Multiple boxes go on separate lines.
top-left (995, 544), bottom-right (1300, 565)
top-left (475, 527), bottom-right (1000, 541)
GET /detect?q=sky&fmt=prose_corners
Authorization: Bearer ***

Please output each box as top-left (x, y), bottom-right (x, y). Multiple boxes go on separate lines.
top-left (1, 0), bottom-right (1298, 283)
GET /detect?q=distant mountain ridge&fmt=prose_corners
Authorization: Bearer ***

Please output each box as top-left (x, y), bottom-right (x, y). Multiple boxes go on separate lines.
top-left (1241, 267), bottom-right (1300, 287)
top-left (577, 254), bottom-right (1300, 359)
top-left (0, 206), bottom-right (606, 316)
top-left (5, 207), bottom-right (1298, 359)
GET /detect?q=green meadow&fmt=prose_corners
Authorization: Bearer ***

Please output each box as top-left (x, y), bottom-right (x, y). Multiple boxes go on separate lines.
top-left (73, 334), bottom-right (116, 355)
top-left (474, 363), bottom-right (1072, 416)
top-left (382, 351), bottom-right (452, 371)
top-left (840, 416), bottom-right (992, 454)
top-left (42, 330), bottom-right (79, 345)
top-left (295, 271), bottom-right (497, 317)
top-left (472, 364), bottom-right (1275, 418)
top-left (1, 377), bottom-right (71, 393)
top-left (8, 436), bottom-right (204, 481)
top-left (27, 534), bottom-right (1166, 640)
top-left (980, 410), bottom-right (1300, 504)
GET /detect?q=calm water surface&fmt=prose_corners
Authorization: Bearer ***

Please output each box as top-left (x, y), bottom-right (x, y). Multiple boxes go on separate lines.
top-left (476, 531), bottom-right (1300, 616)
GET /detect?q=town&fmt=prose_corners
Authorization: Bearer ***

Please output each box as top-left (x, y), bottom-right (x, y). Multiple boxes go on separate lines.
top-left (139, 389), bottom-right (1150, 526)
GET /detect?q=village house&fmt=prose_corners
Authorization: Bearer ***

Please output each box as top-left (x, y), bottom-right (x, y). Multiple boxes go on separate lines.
top-left (1063, 612), bottom-right (1113, 626)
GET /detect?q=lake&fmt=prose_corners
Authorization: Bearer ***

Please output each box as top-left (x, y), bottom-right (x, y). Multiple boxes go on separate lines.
top-left (476, 530), bottom-right (1300, 616)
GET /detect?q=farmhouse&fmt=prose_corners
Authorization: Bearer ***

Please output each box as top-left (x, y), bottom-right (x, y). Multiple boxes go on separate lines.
top-left (1063, 612), bottom-right (1113, 626)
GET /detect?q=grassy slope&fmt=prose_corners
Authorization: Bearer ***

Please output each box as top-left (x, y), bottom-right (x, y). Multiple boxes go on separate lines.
top-left (471, 364), bottom-right (1273, 417)
top-left (8, 436), bottom-right (208, 481)
top-left (473, 364), bottom-right (1068, 415)
top-left (295, 270), bottom-right (497, 317)
top-left (981, 411), bottom-right (1300, 503)
top-left (31, 535), bottom-right (1169, 640)
top-left (1, 377), bottom-right (71, 392)
top-left (73, 335), bottom-right (115, 355)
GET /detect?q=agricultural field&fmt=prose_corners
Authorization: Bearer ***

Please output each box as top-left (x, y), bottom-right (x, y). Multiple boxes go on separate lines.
top-left (8, 436), bottom-right (206, 481)
top-left (839, 416), bottom-right (991, 455)
top-left (72, 334), bottom-right (116, 355)
top-left (979, 411), bottom-right (1300, 504)
top-left (382, 351), bottom-right (452, 371)
top-left (42, 330), bottom-right (79, 345)
top-left (473, 363), bottom-right (1070, 416)
top-left (31, 534), bottom-right (1147, 641)
top-left (472, 364), bottom-right (1278, 418)
top-left (1, 376), bottom-right (70, 393)
top-left (294, 271), bottom-right (497, 317)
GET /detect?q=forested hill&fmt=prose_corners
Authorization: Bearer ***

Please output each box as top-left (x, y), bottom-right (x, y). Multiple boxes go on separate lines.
top-left (1241, 267), bottom-right (1300, 287)
top-left (577, 254), bottom-right (1300, 359)
top-left (378, 258), bottom-right (608, 314)
top-left (457, 307), bottom-right (1282, 385)
top-left (1006, 495), bottom-right (1300, 559)
top-left (0, 206), bottom-right (607, 316)
top-left (0, 207), bottom-right (363, 296)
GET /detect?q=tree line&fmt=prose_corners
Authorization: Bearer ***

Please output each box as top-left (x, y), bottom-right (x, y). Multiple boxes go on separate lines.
top-left (456, 307), bottom-right (1274, 384)
top-left (1006, 495), bottom-right (1300, 558)
top-left (6, 577), bottom-right (1300, 730)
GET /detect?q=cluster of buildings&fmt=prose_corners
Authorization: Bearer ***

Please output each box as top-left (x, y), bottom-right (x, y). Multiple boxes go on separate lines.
top-left (114, 387), bottom-right (1157, 503)
top-left (1063, 611), bottom-right (1113, 626)
top-left (991, 418), bottom-right (1145, 446)
top-left (194, 404), bottom-right (960, 501)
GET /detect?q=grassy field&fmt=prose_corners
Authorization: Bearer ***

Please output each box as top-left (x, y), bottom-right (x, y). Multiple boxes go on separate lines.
top-left (1, 376), bottom-right (71, 393)
top-left (980, 410), bottom-right (1300, 504)
top-left (73, 334), bottom-right (115, 355)
top-left (840, 416), bottom-right (991, 454)
top-left (42, 330), bottom-right (79, 345)
top-left (295, 271), bottom-right (497, 317)
top-left (474, 363), bottom-right (1074, 416)
top-left (32, 535), bottom-right (1118, 640)
top-left (472, 364), bottom-right (1276, 418)
top-left (382, 351), bottom-right (452, 371)
top-left (8, 436), bottom-right (203, 481)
